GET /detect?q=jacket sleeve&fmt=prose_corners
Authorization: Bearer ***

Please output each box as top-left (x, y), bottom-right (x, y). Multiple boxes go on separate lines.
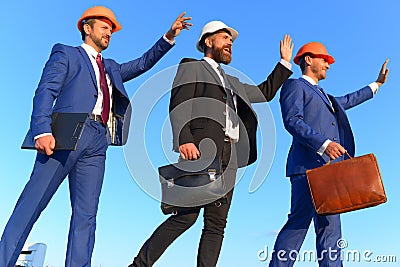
top-left (119, 36), bottom-right (174, 82)
top-left (334, 86), bottom-right (373, 110)
top-left (280, 79), bottom-right (327, 152)
top-left (169, 58), bottom-right (198, 151)
top-left (245, 62), bottom-right (292, 103)
top-left (30, 43), bottom-right (69, 137)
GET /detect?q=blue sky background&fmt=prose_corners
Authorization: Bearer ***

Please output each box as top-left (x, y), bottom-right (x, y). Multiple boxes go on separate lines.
top-left (1, 1), bottom-right (399, 266)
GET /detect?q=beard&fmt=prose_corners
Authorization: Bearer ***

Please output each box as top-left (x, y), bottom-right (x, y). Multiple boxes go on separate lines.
top-left (91, 34), bottom-right (109, 51)
top-left (211, 45), bottom-right (232, 64)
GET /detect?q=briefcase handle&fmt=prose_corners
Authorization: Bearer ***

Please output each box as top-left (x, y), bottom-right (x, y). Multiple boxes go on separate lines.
top-left (326, 151), bottom-right (352, 165)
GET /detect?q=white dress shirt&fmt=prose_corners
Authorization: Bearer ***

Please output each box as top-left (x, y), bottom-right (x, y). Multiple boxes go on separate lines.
top-left (203, 57), bottom-right (240, 142)
top-left (81, 43), bottom-right (113, 118)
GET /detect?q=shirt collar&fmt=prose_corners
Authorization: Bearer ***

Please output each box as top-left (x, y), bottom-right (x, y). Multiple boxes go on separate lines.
top-left (203, 56), bottom-right (220, 70)
top-left (81, 43), bottom-right (101, 60)
top-left (301, 75), bottom-right (317, 86)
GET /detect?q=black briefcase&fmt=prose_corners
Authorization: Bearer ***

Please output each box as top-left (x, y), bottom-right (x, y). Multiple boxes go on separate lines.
top-left (159, 157), bottom-right (227, 215)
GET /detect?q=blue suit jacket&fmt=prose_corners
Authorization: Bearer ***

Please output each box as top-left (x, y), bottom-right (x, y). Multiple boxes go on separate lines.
top-left (280, 77), bottom-right (373, 176)
top-left (30, 37), bottom-right (173, 146)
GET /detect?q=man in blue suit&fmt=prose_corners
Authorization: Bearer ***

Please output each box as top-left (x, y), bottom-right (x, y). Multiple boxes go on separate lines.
top-left (0, 6), bottom-right (191, 267)
top-left (269, 42), bottom-right (389, 267)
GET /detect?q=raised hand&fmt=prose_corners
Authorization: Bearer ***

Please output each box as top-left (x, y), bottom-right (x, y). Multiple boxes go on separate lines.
top-left (376, 59), bottom-right (389, 87)
top-left (165, 12), bottom-right (192, 41)
top-left (280, 34), bottom-right (294, 62)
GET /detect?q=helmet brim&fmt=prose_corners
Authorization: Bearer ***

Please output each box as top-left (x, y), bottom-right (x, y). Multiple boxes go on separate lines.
top-left (294, 53), bottom-right (335, 65)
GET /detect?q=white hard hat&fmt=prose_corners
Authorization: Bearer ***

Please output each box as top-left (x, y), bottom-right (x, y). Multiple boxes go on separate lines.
top-left (196, 21), bottom-right (238, 52)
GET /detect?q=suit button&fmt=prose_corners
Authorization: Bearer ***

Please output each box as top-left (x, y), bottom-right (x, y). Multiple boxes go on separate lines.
top-left (333, 137), bottom-right (338, 141)
top-left (332, 122), bottom-right (336, 126)
top-left (94, 95), bottom-right (98, 98)
top-left (222, 127), bottom-right (226, 131)
top-left (222, 96), bottom-right (227, 100)
top-left (223, 111), bottom-right (227, 115)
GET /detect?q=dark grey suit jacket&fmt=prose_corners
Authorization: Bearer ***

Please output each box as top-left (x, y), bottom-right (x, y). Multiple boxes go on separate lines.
top-left (169, 58), bottom-right (292, 167)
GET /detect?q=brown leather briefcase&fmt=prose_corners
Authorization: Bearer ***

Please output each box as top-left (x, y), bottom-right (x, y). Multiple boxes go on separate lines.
top-left (306, 153), bottom-right (387, 215)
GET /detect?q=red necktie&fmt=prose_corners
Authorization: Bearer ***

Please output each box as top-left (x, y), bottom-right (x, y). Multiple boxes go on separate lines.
top-left (96, 53), bottom-right (110, 124)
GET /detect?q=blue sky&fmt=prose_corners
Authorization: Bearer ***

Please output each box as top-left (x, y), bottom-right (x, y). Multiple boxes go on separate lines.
top-left (1, 1), bottom-right (399, 266)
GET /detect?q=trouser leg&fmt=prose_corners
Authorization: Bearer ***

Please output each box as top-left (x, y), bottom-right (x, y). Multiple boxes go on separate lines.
top-left (0, 150), bottom-right (76, 267)
top-left (65, 121), bottom-right (108, 267)
top-left (269, 175), bottom-right (314, 267)
top-left (197, 188), bottom-right (234, 267)
top-left (313, 213), bottom-right (342, 266)
top-left (197, 141), bottom-right (236, 267)
top-left (0, 120), bottom-right (107, 267)
top-left (131, 210), bottom-right (200, 267)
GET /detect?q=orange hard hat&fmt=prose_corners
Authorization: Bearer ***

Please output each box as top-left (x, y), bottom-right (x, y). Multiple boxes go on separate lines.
top-left (77, 6), bottom-right (122, 33)
top-left (294, 42), bottom-right (335, 65)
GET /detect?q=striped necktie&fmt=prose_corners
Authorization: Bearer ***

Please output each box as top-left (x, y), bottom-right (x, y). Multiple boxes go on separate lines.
top-left (217, 65), bottom-right (238, 127)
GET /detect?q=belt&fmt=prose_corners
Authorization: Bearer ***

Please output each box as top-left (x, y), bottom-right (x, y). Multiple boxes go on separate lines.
top-left (89, 114), bottom-right (104, 125)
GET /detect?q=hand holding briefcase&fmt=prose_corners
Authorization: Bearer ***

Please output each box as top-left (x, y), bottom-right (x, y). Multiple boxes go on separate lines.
top-left (159, 157), bottom-right (227, 215)
top-left (306, 153), bottom-right (387, 215)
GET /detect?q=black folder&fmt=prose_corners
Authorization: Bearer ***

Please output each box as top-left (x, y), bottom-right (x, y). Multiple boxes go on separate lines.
top-left (21, 113), bottom-right (88, 151)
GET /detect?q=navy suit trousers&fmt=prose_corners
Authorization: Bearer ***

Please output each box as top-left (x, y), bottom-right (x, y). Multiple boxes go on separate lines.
top-left (269, 175), bottom-right (343, 267)
top-left (0, 120), bottom-right (108, 267)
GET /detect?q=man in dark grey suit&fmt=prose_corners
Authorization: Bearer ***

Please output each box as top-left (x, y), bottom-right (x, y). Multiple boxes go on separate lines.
top-left (129, 21), bottom-right (293, 267)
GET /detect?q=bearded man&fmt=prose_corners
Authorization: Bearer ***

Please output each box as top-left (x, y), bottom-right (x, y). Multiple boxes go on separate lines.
top-left (128, 21), bottom-right (293, 267)
top-left (0, 6), bottom-right (191, 267)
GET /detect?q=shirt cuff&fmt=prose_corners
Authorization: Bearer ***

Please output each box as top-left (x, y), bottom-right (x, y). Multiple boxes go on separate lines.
top-left (34, 133), bottom-right (52, 140)
top-left (317, 139), bottom-right (332, 156)
top-left (163, 34), bottom-right (175, 45)
top-left (369, 82), bottom-right (379, 94)
top-left (279, 59), bottom-right (292, 70)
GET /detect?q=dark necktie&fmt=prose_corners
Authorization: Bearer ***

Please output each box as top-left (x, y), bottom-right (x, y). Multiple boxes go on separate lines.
top-left (96, 53), bottom-right (110, 124)
top-left (217, 65), bottom-right (238, 127)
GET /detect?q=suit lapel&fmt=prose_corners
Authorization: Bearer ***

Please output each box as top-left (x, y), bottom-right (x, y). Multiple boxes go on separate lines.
top-left (77, 46), bottom-right (98, 92)
top-left (197, 60), bottom-right (254, 118)
top-left (224, 72), bottom-right (240, 95)
top-left (330, 97), bottom-right (355, 156)
top-left (200, 60), bottom-right (225, 91)
top-left (103, 60), bottom-right (129, 99)
top-left (300, 78), bottom-right (334, 113)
